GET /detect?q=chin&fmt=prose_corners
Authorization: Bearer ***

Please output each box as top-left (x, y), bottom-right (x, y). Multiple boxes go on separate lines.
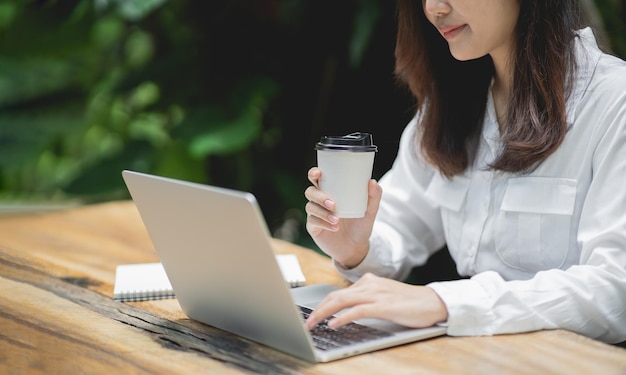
top-left (448, 49), bottom-right (483, 62)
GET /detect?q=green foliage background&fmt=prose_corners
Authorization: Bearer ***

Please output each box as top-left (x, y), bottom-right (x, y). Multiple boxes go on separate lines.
top-left (0, 0), bottom-right (624, 246)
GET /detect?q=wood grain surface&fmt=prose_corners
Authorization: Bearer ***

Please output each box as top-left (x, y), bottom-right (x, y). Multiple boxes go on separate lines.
top-left (0, 201), bottom-right (624, 374)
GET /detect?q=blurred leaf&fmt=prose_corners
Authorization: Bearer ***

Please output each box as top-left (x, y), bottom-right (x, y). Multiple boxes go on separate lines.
top-left (129, 81), bottom-right (160, 109)
top-left (0, 104), bottom-right (85, 172)
top-left (152, 141), bottom-right (205, 183)
top-left (98, 0), bottom-right (168, 21)
top-left (188, 107), bottom-right (263, 158)
top-left (129, 112), bottom-right (170, 146)
top-left (349, 0), bottom-right (381, 68)
top-left (0, 1), bottom-right (96, 58)
top-left (63, 139), bottom-right (153, 196)
top-left (182, 76), bottom-right (279, 158)
top-left (0, 2), bottom-right (17, 31)
top-left (118, 0), bottom-right (167, 21)
top-left (91, 15), bottom-right (125, 48)
top-left (229, 76), bottom-right (280, 111)
top-left (125, 29), bottom-right (154, 68)
top-left (0, 58), bottom-right (82, 107)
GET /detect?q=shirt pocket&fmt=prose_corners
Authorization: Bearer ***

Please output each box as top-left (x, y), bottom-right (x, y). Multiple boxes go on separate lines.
top-left (425, 174), bottom-right (470, 251)
top-left (495, 177), bottom-right (577, 271)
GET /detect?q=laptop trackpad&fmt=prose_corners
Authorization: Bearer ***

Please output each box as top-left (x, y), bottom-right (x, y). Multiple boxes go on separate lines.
top-left (290, 283), bottom-right (338, 308)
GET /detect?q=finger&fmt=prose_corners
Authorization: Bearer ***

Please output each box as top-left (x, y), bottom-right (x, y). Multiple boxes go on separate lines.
top-left (327, 304), bottom-right (375, 329)
top-left (305, 211), bottom-right (339, 233)
top-left (369, 179), bottom-right (382, 201)
top-left (304, 292), bottom-right (348, 330)
top-left (304, 196), bottom-right (338, 224)
top-left (365, 179), bottom-right (383, 216)
top-left (304, 186), bottom-right (335, 211)
top-left (307, 167), bottom-right (322, 188)
top-left (321, 274), bottom-right (381, 328)
top-left (305, 288), bottom-right (368, 329)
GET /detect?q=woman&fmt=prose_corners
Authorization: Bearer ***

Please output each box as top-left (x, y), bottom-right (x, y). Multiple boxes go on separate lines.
top-left (303, 0), bottom-right (626, 344)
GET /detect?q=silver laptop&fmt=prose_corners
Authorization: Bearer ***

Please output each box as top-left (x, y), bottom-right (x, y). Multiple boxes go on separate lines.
top-left (121, 170), bottom-right (447, 362)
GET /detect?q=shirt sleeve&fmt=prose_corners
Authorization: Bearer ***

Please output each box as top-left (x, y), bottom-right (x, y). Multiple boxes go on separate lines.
top-left (336, 117), bottom-right (447, 282)
top-left (429, 79), bottom-right (626, 344)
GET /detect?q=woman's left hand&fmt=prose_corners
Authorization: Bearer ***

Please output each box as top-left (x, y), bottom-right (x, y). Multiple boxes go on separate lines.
top-left (304, 273), bottom-right (449, 330)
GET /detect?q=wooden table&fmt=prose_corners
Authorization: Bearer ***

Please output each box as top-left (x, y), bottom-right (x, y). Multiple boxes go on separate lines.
top-left (1, 201), bottom-right (625, 374)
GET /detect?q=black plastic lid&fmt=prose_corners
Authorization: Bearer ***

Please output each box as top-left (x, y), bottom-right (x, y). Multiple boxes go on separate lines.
top-left (315, 132), bottom-right (377, 152)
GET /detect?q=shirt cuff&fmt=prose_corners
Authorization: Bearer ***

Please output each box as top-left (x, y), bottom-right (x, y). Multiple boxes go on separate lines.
top-left (427, 274), bottom-right (498, 336)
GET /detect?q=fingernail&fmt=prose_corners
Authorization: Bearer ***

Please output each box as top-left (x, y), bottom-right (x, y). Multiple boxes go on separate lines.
top-left (328, 214), bottom-right (338, 224)
top-left (324, 199), bottom-right (334, 209)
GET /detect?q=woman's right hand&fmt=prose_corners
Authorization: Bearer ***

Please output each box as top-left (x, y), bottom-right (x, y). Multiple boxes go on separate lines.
top-left (304, 167), bottom-right (383, 269)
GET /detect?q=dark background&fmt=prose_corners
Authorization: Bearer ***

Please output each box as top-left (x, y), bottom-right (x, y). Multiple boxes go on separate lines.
top-left (0, 0), bottom-right (624, 251)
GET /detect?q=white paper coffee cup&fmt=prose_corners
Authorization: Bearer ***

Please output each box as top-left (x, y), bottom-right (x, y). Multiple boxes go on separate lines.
top-left (315, 133), bottom-right (377, 218)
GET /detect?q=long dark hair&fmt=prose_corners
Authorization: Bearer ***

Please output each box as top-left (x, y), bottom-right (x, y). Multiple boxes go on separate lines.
top-left (394, 0), bottom-right (581, 177)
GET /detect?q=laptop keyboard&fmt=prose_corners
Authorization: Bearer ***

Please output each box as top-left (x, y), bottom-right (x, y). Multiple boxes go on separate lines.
top-left (298, 306), bottom-right (393, 351)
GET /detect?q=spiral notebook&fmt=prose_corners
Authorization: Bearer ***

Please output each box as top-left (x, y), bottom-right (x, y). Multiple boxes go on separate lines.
top-left (114, 254), bottom-right (306, 302)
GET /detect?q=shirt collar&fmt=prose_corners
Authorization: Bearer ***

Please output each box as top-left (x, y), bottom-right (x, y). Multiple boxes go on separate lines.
top-left (566, 27), bottom-right (603, 126)
top-left (482, 91), bottom-right (500, 160)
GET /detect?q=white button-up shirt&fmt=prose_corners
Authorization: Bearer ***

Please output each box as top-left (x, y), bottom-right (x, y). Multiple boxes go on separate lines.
top-left (337, 28), bottom-right (626, 343)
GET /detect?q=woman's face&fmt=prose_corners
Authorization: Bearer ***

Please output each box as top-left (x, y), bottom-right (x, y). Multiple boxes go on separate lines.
top-left (422, 0), bottom-right (520, 62)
